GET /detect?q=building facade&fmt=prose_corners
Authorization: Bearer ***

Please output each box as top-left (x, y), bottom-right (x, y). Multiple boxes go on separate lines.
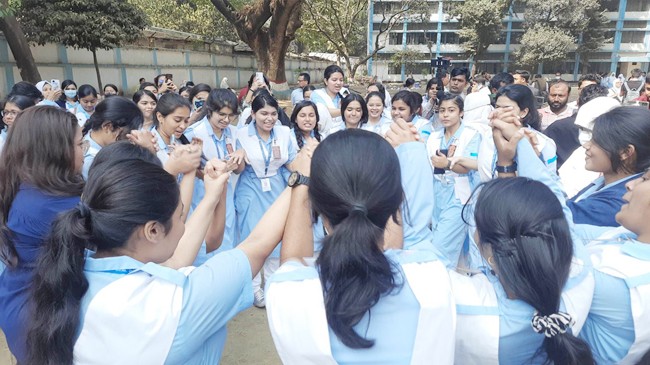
top-left (367, 0), bottom-right (650, 81)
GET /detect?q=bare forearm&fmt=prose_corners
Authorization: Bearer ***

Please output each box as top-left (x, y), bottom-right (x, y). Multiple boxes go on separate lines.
top-left (280, 185), bottom-right (313, 264)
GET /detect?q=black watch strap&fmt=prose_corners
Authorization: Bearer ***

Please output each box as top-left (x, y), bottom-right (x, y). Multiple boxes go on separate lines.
top-left (496, 161), bottom-right (518, 173)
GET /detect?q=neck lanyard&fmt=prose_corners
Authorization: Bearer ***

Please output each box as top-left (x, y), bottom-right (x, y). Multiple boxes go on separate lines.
top-left (255, 125), bottom-right (275, 176)
top-left (210, 127), bottom-right (229, 160)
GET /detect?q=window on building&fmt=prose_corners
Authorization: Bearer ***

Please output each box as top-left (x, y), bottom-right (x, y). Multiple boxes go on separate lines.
top-left (389, 32), bottom-right (403, 45)
top-left (440, 32), bottom-right (459, 44)
top-left (600, 0), bottom-right (620, 11)
top-left (624, 21), bottom-right (647, 28)
top-left (627, 0), bottom-right (650, 12)
top-left (621, 31), bottom-right (646, 43)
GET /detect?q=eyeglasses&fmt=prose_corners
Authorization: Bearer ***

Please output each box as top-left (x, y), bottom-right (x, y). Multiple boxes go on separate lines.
top-left (1, 110), bottom-right (19, 118)
top-left (79, 139), bottom-right (90, 154)
top-left (217, 112), bottom-right (238, 120)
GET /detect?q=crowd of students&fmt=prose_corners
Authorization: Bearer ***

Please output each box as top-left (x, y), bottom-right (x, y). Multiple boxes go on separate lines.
top-left (0, 65), bottom-right (649, 365)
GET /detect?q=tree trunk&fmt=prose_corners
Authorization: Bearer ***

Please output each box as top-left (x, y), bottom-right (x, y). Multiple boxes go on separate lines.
top-left (91, 48), bottom-right (102, 91)
top-left (0, 11), bottom-right (41, 83)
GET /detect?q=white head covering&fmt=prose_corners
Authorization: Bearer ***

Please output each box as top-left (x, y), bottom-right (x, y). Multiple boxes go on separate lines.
top-left (575, 97), bottom-right (620, 145)
top-left (35, 80), bottom-right (50, 93)
top-left (463, 92), bottom-right (493, 125)
top-left (220, 77), bottom-right (229, 89)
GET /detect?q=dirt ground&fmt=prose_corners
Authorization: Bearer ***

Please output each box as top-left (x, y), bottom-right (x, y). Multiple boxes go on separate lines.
top-left (0, 307), bottom-right (280, 365)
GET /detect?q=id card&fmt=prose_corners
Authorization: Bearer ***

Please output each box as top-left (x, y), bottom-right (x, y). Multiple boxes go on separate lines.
top-left (261, 178), bottom-right (271, 192)
top-left (272, 145), bottom-right (281, 160)
top-left (226, 142), bottom-right (234, 155)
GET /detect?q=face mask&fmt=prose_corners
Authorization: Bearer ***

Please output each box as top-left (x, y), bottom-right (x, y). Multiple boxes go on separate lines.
top-left (194, 99), bottom-right (205, 110)
top-left (65, 90), bottom-right (78, 99)
top-left (578, 129), bottom-right (592, 146)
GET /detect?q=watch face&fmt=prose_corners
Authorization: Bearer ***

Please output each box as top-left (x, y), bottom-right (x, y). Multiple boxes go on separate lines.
top-left (288, 172), bottom-right (298, 186)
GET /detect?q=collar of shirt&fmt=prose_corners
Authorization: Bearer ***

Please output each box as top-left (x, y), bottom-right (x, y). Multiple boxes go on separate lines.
top-left (541, 106), bottom-right (573, 118)
top-left (85, 132), bottom-right (103, 156)
top-left (621, 240), bottom-right (650, 261)
top-left (85, 253), bottom-right (188, 286)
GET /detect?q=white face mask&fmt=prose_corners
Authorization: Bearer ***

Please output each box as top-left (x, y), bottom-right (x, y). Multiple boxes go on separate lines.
top-left (578, 128), bottom-right (592, 146)
top-left (64, 90), bottom-right (78, 99)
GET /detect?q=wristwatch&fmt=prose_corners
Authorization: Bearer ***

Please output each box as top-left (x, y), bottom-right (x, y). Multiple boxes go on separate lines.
top-left (496, 161), bottom-right (518, 173)
top-left (288, 171), bottom-right (310, 187)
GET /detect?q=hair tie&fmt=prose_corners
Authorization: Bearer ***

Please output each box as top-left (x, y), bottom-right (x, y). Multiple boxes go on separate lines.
top-left (349, 204), bottom-right (368, 216)
top-left (78, 202), bottom-right (91, 219)
top-left (531, 311), bottom-right (575, 338)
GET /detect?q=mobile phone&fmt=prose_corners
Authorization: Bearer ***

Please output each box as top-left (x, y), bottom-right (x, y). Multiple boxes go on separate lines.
top-left (256, 72), bottom-right (264, 82)
top-left (340, 87), bottom-right (350, 97)
top-left (50, 79), bottom-right (61, 91)
top-left (158, 76), bottom-right (166, 86)
top-left (433, 149), bottom-right (448, 175)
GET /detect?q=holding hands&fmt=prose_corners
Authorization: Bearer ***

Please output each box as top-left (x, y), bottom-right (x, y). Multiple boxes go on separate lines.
top-left (385, 117), bottom-right (420, 148)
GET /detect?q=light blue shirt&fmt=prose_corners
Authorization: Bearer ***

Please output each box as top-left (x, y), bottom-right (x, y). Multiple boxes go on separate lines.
top-left (82, 133), bottom-right (103, 179)
top-left (291, 88), bottom-right (304, 106)
top-left (310, 90), bottom-right (341, 111)
top-left (80, 249), bottom-right (253, 364)
top-left (269, 249), bottom-right (440, 364)
top-left (580, 239), bottom-right (645, 364)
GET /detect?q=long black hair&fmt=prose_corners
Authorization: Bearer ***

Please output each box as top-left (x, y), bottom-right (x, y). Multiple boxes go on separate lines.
top-left (474, 178), bottom-right (594, 365)
top-left (25, 159), bottom-right (179, 365)
top-left (495, 84), bottom-right (541, 131)
top-left (310, 129), bottom-right (403, 349)
top-left (591, 106), bottom-right (650, 174)
top-left (82, 96), bottom-right (144, 137)
top-left (290, 100), bottom-right (321, 149)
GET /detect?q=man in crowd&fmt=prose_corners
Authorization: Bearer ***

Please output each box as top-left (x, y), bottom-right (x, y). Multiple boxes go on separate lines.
top-left (291, 72), bottom-right (310, 106)
top-left (567, 74), bottom-right (600, 110)
top-left (538, 80), bottom-right (572, 131)
top-left (448, 67), bottom-right (470, 98)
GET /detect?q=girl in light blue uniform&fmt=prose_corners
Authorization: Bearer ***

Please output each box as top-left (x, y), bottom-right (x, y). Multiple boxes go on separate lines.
top-left (23, 156), bottom-right (293, 365)
top-left (323, 93), bottom-right (368, 137)
top-left (363, 91), bottom-right (392, 135)
top-left (0, 95), bottom-right (36, 153)
top-left (310, 65), bottom-right (345, 136)
top-left (80, 97), bottom-right (144, 178)
top-left (427, 94), bottom-right (481, 265)
top-left (56, 79), bottom-right (79, 111)
top-left (391, 90), bottom-right (432, 143)
top-left (184, 89), bottom-right (240, 262)
top-left (267, 129), bottom-right (455, 364)
top-left (133, 89), bottom-right (157, 132)
top-left (73, 84), bottom-right (98, 127)
top-left (479, 84), bottom-right (558, 181)
top-left (450, 127), bottom-right (595, 365)
top-left (578, 166), bottom-right (650, 364)
top-left (232, 92), bottom-right (297, 307)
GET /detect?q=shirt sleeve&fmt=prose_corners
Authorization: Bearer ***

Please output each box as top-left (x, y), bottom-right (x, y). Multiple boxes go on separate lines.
top-left (567, 193), bottom-right (625, 227)
top-left (167, 249), bottom-right (253, 359)
top-left (286, 133), bottom-right (298, 163)
top-left (309, 92), bottom-right (326, 107)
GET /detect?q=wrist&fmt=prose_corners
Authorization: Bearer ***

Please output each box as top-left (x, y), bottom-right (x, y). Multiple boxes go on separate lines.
top-left (496, 161), bottom-right (518, 173)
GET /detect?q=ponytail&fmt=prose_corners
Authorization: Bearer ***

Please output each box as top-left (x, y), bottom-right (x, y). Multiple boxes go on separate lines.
top-left (26, 206), bottom-right (90, 365)
top-left (474, 178), bottom-right (594, 365)
top-left (317, 206), bottom-right (398, 348)
top-left (309, 129), bottom-right (403, 349)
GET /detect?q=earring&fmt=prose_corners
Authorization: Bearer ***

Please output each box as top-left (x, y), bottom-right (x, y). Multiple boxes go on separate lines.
top-left (487, 256), bottom-right (496, 266)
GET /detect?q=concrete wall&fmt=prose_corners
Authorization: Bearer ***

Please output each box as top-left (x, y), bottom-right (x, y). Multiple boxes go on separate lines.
top-left (0, 36), bottom-right (331, 97)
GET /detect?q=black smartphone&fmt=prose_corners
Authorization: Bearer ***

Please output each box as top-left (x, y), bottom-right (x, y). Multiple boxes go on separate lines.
top-left (433, 149), bottom-right (448, 175)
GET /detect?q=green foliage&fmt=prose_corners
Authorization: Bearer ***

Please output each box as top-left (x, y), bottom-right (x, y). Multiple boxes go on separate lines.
top-left (452, 0), bottom-right (509, 60)
top-left (514, 0), bottom-right (608, 65)
top-left (18, 0), bottom-right (148, 51)
top-left (515, 24), bottom-right (575, 67)
top-left (129, 0), bottom-right (240, 42)
top-left (389, 47), bottom-right (421, 72)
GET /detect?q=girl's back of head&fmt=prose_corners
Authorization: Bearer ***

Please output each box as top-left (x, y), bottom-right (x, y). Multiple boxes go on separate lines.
top-left (473, 177), bottom-right (594, 365)
top-left (310, 129), bottom-right (403, 349)
top-left (82, 96), bottom-right (144, 136)
top-left (26, 159), bottom-right (179, 365)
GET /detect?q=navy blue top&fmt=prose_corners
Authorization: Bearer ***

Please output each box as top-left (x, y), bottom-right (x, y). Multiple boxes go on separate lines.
top-left (568, 175), bottom-right (639, 227)
top-left (0, 184), bottom-right (79, 363)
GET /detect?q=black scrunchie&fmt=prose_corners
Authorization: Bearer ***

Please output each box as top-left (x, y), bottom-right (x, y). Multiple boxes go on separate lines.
top-left (78, 202), bottom-right (91, 219)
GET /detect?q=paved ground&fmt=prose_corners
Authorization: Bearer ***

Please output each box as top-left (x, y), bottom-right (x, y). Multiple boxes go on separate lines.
top-left (0, 307), bottom-right (280, 365)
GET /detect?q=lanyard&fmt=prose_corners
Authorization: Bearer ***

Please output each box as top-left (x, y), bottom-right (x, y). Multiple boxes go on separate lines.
top-left (210, 128), bottom-right (229, 160)
top-left (255, 126), bottom-right (275, 176)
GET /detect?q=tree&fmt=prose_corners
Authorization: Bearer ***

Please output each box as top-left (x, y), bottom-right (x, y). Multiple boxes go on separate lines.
top-left (210, 0), bottom-right (302, 88)
top-left (451, 0), bottom-right (509, 75)
top-left (18, 0), bottom-right (148, 90)
top-left (515, 24), bottom-right (575, 68)
top-left (300, 0), bottom-right (429, 81)
top-left (389, 47), bottom-right (421, 76)
top-left (514, 0), bottom-right (608, 70)
top-left (0, 0), bottom-right (41, 83)
top-left (129, 0), bottom-right (240, 42)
